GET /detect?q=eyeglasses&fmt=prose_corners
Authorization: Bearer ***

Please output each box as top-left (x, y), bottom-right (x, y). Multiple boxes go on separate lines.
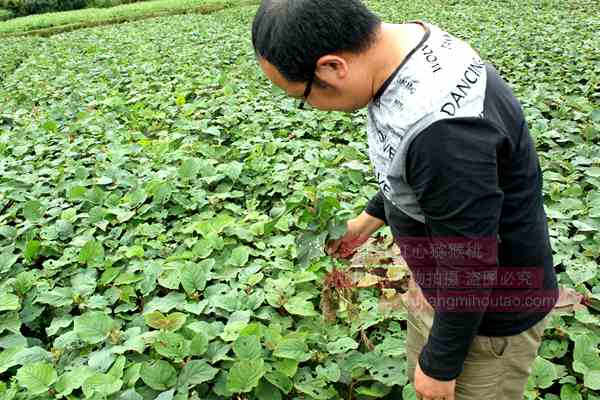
top-left (298, 72), bottom-right (315, 110)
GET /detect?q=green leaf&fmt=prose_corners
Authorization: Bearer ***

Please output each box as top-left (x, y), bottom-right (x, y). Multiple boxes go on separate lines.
top-left (140, 360), bottom-right (177, 391)
top-left (296, 231), bottom-right (327, 267)
top-left (151, 182), bottom-right (173, 204)
top-left (220, 311), bottom-right (252, 342)
top-left (68, 185), bottom-right (87, 201)
top-left (192, 238), bottom-right (214, 258)
top-left (24, 240), bottom-right (41, 263)
top-left (14, 346), bottom-right (52, 365)
top-left (158, 268), bottom-right (181, 289)
top-left (125, 245), bottom-right (144, 258)
top-left (55, 366), bottom-right (96, 397)
top-left (34, 287), bottom-right (73, 307)
top-left (0, 253), bottom-right (19, 274)
top-left (152, 331), bottom-right (190, 362)
top-left (368, 356), bottom-right (407, 386)
top-left (316, 362), bottom-right (341, 382)
top-left (560, 383), bottom-right (582, 400)
top-left (180, 261), bottom-right (211, 295)
top-left (264, 277), bottom-right (294, 308)
top-left (221, 161), bottom-right (243, 181)
top-left (294, 379), bottom-right (337, 400)
top-left (14, 271), bottom-right (36, 295)
top-left (529, 356), bottom-right (566, 389)
top-left (176, 94), bottom-right (186, 107)
top-left (538, 339), bottom-right (569, 360)
top-left (178, 360), bottom-right (218, 386)
top-left (42, 119), bottom-right (59, 132)
top-left (222, 84), bottom-right (235, 97)
top-left (213, 370), bottom-right (233, 397)
top-left (190, 331), bottom-right (209, 355)
top-left (575, 308), bottom-right (600, 325)
top-left (179, 158), bottom-right (200, 179)
top-left (326, 337), bottom-right (359, 354)
top-left (82, 373), bottom-right (123, 398)
top-left (265, 370), bottom-right (293, 393)
top-left (119, 388), bottom-right (143, 400)
top-left (108, 355), bottom-right (126, 378)
top-left (144, 311), bottom-right (186, 331)
top-left (0, 312), bottom-right (21, 334)
top-left (566, 261), bottom-right (597, 286)
top-left (155, 389), bottom-right (175, 400)
top-left (0, 347), bottom-right (24, 374)
top-left (402, 383), bottom-right (417, 400)
top-left (96, 176), bottom-right (113, 185)
top-left (16, 362), bottom-right (57, 395)
top-left (256, 379), bottom-right (283, 400)
top-left (227, 246), bottom-right (250, 267)
top-left (88, 348), bottom-right (116, 372)
top-left (74, 311), bottom-right (116, 344)
top-left (355, 382), bottom-right (392, 397)
top-left (573, 334), bottom-right (600, 390)
top-left (79, 240), bottom-right (105, 267)
top-left (375, 336), bottom-right (407, 357)
top-left (22, 200), bottom-right (44, 221)
top-left (283, 295), bottom-right (318, 316)
top-left (327, 219), bottom-right (347, 241)
top-left (0, 293), bottom-right (20, 312)
top-left (586, 167), bottom-right (600, 178)
top-left (144, 292), bottom-right (186, 313)
top-left (273, 338), bottom-right (312, 362)
top-left (233, 335), bottom-right (262, 360)
top-left (123, 362), bottom-right (142, 387)
top-left (226, 358), bottom-right (266, 393)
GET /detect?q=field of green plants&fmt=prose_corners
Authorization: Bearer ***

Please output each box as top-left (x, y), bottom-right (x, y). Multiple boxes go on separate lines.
top-left (0, 0), bottom-right (148, 23)
top-left (0, 0), bottom-right (599, 399)
top-left (0, 0), bottom-right (257, 36)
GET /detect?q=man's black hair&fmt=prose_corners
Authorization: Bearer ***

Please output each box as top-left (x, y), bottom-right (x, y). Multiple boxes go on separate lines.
top-left (252, 0), bottom-right (382, 83)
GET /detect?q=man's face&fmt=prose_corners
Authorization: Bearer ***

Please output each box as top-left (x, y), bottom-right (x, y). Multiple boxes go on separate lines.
top-left (258, 57), bottom-right (372, 112)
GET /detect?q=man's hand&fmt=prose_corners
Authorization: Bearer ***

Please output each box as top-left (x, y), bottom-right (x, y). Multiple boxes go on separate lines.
top-left (415, 361), bottom-right (456, 400)
top-left (326, 211), bottom-right (384, 259)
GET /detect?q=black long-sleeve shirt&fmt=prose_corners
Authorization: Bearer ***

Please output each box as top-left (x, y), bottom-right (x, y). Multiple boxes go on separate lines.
top-left (366, 116), bottom-right (558, 380)
top-left (365, 21), bottom-right (558, 380)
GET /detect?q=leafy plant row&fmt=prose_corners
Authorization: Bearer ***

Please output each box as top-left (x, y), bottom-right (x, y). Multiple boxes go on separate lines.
top-left (0, 0), bottom-right (151, 19)
top-left (0, 0), bottom-right (259, 36)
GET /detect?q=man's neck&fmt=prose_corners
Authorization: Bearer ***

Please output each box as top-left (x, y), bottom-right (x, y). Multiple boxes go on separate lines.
top-left (368, 22), bottom-right (426, 100)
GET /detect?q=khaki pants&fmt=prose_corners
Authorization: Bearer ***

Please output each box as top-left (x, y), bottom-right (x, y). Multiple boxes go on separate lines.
top-left (404, 277), bottom-right (548, 400)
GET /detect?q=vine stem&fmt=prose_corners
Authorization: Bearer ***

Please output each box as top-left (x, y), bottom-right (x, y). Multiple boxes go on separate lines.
top-left (347, 379), bottom-right (356, 400)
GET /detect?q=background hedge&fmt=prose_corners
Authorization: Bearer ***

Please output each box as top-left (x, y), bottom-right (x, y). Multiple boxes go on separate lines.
top-left (0, 7), bottom-right (14, 20)
top-left (0, 0), bottom-right (149, 18)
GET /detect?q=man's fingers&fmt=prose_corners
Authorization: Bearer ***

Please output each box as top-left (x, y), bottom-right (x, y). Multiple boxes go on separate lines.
top-left (417, 392), bottom-right (449, 400)
top-left (338, 243), bottom-right (357, 259)
top-left (417, 394), bottom-right (447, 400)
top-left (415, 390), bottom-right (444, 400)
top-left (327, 234), bottom-right (364, 259)
top-left (326, 239), bottom-right (341, 256)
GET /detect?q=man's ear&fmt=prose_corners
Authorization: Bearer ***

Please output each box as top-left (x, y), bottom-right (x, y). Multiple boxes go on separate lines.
top-left (315, 55), bottom-right (349, 87)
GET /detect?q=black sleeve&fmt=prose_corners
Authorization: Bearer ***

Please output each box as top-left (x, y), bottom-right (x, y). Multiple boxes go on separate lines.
top-left (406, 118), bottom-right (504, 381)
top-left (364, 190), bottom-right (388, 225)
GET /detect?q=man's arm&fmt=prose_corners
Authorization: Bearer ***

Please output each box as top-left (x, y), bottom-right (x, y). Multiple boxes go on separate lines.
top-left (326, 211), bottom-right (385, 258)
top-left (406, 117), bottom-right (505, 380)
top-left (364, 190), bottom-right (388, 225)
